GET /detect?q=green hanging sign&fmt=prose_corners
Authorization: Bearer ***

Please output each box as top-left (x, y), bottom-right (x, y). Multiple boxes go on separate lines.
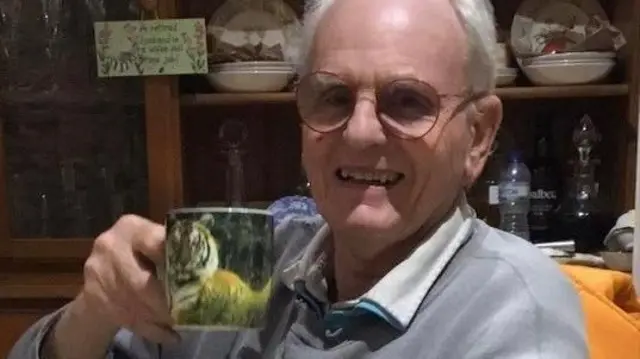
top-left (94, 18), bottom-right (209, 77)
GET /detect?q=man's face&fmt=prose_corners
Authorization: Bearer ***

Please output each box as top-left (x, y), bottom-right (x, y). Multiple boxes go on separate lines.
top-left (301, 0), bottom-right (500, 257)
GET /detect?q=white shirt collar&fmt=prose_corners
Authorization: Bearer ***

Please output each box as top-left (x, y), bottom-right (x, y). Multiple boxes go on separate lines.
top-left (281, 199), bottom-right (476, 329)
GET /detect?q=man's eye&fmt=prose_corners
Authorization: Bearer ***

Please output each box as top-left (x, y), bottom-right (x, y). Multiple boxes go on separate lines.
top-left (320, 87), bottom-right (352, 107)
top-left (383, 88), bottom-right (437, 120)
top-left (396, 91), bottom-right (429, 109)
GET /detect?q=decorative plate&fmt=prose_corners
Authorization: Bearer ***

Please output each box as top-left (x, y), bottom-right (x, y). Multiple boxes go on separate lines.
top-left (267, 195), bottom-right (318, 227)
top-left (510, 0), bottom-right (608, 56)
top-left (207, 0), bottom-right (301, 64)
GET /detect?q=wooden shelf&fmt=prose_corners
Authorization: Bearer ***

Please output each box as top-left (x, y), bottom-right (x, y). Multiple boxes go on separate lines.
top-left (180, 84), bottom-right (629, 107)
top-left (495, 84), bottom-right (629, 99)
top-left (0, 273), bottom-right (82, 299)
top-left (181, 92), bottom-right (296, 106)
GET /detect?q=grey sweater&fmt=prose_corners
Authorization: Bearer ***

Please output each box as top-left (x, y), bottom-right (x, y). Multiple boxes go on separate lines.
top-left (9, 216), bottom-right (588, 359)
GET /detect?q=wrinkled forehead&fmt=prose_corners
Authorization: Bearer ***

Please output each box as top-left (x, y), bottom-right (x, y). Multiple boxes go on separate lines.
top-left (309, 0), bottom-right (468, 93)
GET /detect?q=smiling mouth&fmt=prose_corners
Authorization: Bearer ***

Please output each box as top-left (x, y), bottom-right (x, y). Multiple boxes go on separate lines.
top-left (335, 168), bottom-right (405, 187)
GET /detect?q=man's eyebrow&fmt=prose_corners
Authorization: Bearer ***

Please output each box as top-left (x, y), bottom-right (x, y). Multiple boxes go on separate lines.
top-left (374, 69), bottom-right (432, 84)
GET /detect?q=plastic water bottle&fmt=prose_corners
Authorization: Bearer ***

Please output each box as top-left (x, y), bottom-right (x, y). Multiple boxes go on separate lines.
top-left (498, 151), bottom-right (531, 240)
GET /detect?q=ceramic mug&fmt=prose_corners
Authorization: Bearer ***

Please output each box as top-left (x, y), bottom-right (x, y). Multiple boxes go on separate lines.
top-left (163, 207), bottom-right (274, 329)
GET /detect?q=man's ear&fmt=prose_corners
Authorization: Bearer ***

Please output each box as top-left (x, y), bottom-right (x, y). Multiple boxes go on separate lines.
top-left (464, 94), bottom-right (502, 188)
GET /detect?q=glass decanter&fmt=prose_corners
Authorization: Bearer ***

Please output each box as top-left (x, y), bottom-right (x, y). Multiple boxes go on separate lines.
top-left (219, 119), bottom-right (248, 207)
top-left (553, 115), bottom-right (608, 253)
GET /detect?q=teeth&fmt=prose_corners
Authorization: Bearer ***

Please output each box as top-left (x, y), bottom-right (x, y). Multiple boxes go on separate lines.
top-left (338, 168), bottom-right (402, 185)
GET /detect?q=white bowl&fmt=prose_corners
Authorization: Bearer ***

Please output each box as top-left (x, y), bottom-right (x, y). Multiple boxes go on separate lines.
top-left (206, 70), bottom-right (294, 93)
top-left (212, 66), bottom-right (294, 72)
top-left (520, 61), bottom-right (615, 86)
top-left (600, 251), bottom-right (632, 273)
top-left (604, 209), bottom-right (635, 252)
top-left (522, 54), bottom-right (616, 67)
top-left (210, 61), bottom-right (295, 76)
top-left (527, 58), bottom-right (616, 66)
top-left (495, 67), bottom-right (517, 87)
top-left (493, 43), bottom-right (510, 68)
top-left (211, 61), bottom-right (294, 70)
top-left (533, 51), bottom-right (616, 62)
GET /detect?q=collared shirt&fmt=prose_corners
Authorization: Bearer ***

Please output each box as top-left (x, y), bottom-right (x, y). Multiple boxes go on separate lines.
top-left (12, 205), bottom-right (589, 359)
top-left (280, 201), bottom-right (475, 332)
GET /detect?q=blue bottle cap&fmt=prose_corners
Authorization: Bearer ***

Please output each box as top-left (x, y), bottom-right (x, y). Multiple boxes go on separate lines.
top-left (508, 150), bottom-right (523, 163)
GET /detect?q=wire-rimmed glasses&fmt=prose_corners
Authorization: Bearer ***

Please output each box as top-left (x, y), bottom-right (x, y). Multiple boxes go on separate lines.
top-left (295, 71), bottom-right (475, 139)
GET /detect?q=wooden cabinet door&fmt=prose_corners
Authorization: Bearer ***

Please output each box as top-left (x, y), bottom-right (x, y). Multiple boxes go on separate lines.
top-left (0, 311), bottom-right (47, 358)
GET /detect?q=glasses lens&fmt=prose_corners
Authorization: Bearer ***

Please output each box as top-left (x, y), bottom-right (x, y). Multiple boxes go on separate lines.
top-left (378, 79), bottom-right (440, 138)
top-left (296, 72), bottom-right (354, 132)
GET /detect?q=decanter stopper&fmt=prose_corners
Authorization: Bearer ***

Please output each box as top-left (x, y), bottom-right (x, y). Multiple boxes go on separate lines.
top-left (219, 119), bottom-right (248, 149)
top-left (219, 119), bottom-right (248, 207)
top-left (572, 114), bottom-right (600, 165)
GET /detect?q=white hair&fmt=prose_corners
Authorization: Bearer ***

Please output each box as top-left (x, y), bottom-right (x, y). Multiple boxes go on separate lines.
top-left (293, 0), bottom-right (497, 93)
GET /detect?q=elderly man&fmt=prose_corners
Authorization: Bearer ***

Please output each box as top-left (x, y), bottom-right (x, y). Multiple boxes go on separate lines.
top-left (10, 0), bottom-right (588, 358)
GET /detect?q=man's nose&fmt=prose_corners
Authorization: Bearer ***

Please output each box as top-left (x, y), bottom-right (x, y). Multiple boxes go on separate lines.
top-left (342, 98), bottom-right (387, 149)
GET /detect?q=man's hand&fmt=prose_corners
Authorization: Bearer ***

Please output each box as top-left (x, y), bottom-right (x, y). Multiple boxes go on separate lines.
top-left (47, 215), bottom-right (178, 359)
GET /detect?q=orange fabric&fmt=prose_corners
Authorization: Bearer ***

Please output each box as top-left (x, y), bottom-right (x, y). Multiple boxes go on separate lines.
top-left (560, 265), bottom-right (640, 359)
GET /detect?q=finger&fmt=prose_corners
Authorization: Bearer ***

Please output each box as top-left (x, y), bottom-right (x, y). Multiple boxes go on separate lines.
top-left (110, 246), bottom-right (165, 319)
top-left (111, 215), bottom-right (161, 240)
top-left (109, 225), bottom-right (172, 325)
top-left (120, 262), bottom-right (173, 326)
top-left (111, 286), bottom-right (175, 344)
top-left (139, 274), bottom-right (174, 325)
top-left (132, 321), bottom-right (180, 344)
top-left (132, 221), bottom-right (165, 265)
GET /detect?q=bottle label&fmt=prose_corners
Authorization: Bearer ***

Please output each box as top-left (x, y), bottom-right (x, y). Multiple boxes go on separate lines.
top-left (499, 182), bottom-right (530, 201)
top-left (529, 189), bottom-right (557, 200)
top-left (488, 185), bottom-right (499, 205)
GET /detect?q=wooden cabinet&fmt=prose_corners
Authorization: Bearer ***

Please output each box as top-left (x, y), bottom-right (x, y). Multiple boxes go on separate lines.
top-left (1, 0), bottom-right (640, 356)
top-left (0, 312), bottom-right (46, 357)
top-left (0, 298), bottom-right (71, 357)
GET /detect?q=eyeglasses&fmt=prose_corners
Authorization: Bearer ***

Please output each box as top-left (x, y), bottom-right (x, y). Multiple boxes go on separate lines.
top-left (295, 71), bottom-right (475, 139)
